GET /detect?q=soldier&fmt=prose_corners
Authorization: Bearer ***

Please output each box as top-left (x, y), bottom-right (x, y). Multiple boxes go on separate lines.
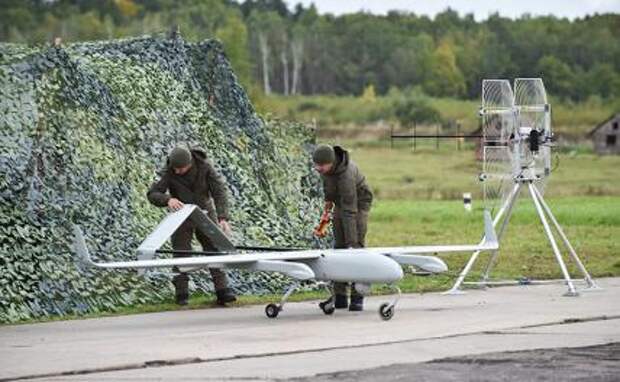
top-left (147, 146), bottom-right (236, 306)
top-left (312, 144), bottom-right (373, 311)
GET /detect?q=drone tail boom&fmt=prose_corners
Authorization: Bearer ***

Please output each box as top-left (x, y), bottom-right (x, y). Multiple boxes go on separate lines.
top-left (388, 254), bottom-right (448, 273)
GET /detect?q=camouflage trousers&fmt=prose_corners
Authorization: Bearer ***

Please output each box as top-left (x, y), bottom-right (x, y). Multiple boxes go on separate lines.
top-left (171, 220), bottom-right (229, 299)
top-left (332, 208), bottom-right (369, 297)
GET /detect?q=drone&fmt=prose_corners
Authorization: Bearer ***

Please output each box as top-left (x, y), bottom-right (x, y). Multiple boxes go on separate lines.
top-left (73, 204), bottom-right (498, 320)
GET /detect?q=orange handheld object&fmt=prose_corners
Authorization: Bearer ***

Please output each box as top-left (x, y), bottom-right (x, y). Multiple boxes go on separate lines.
top-left (313, 211), bottom-right (331, 238)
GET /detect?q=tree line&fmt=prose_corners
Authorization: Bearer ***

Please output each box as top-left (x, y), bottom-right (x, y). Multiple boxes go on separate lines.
top-left (2, 0), bottom-right (619, 101)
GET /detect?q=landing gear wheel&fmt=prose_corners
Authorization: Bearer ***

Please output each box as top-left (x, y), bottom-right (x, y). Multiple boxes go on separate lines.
top-left (265, 303), bottom-right (280, 318)
top-left (379, 303), bottom-right (395, 321)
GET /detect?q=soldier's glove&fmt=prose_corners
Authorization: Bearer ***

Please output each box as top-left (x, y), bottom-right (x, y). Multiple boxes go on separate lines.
top-left (313, 210), bottom-right (331, 238)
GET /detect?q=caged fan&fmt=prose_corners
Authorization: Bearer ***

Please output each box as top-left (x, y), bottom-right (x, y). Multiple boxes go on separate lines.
top-left (445, 78), bottom-right (599, 296)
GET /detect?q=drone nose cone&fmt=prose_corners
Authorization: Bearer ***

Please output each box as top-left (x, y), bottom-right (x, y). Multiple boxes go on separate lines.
top-left (361, 254), bottom-right (403, 283)
top-left (384, 258), bottom-right (404, 282)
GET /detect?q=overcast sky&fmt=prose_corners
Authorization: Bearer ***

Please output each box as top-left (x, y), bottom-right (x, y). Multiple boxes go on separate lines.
top-left (284, 0), bottom-right (620, 20)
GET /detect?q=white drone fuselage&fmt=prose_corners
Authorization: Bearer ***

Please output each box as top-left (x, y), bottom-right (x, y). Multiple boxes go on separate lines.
top-left (172, 250), bottom-right (407, 288)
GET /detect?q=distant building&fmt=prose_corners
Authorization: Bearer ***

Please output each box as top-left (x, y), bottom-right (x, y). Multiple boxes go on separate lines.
top-left (588, 113), bottom-right (620, 155)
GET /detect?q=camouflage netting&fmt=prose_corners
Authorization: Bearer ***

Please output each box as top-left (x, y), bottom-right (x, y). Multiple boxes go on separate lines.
top-left (0, 34), bottom-right (325, 323)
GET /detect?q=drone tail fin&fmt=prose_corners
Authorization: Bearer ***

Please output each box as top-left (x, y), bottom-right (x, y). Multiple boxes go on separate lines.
top-left (482, 210), bottom-right (499, 250)
top-left (72, 225), bottom-right (96, 268)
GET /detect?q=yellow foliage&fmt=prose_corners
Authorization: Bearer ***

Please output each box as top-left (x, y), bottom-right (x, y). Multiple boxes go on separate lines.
top-left (361, 84), bottom-right (376, 102)
top-left (114, 0), bottom-right (140, 18)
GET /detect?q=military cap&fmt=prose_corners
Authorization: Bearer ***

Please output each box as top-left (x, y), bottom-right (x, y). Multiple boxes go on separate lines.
top-left (312, 145), bottom-right (336, 164)
top-left (169, 146), bottom-right (192, 168)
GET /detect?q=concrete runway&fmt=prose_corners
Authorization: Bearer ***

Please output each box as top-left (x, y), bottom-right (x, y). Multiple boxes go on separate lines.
top-left (1, 278), bottom-right (619, 381)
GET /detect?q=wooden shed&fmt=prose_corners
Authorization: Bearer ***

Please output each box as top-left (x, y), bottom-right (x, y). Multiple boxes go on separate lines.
top-left (588, 113), bottom-right (620, 155)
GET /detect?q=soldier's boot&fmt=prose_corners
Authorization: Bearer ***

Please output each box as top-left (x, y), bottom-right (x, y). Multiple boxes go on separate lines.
top-left (211, 269), bottom-right (236, 305)
top-left (334, 294), bottom-right (348, 309)
top-left (318, 296), bottom-right (334, 310)
top-left (215, 287), bottom-right (237, 305)
top-left (349, 294), bottom-right (364, 312)
top-left (173, 273), bottom-right (189, 306)
top-left (333, 282), bottom-right (348, 309)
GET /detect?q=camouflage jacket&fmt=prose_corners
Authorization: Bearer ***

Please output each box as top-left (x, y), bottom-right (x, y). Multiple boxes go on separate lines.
top-left (147, 149), bottom-right (229, 221)
top-left (320, 146), bottom-right (373, 247)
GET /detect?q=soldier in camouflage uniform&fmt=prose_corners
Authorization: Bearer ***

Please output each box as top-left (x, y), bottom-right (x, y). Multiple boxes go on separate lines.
top-left (147, 146), bottom-right (236, 306)
top-left (312, 145), bottom-right (373, 311)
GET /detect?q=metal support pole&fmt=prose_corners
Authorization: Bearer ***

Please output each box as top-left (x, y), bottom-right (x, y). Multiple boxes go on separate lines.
top-left (528, 182), bottom-right (578, 296)
top-left (443, 183), bottom-right (521, 295)
top-left (481, 183), bottom-right (522, 282)
top-left (388, 284), bottom-right (402, 309)
top-left (531, 185), bottom-right (599, 290)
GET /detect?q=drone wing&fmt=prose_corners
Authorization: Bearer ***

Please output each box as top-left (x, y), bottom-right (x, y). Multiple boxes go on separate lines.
top-left (73, 226), bottom-right (319, 281)
top-left (137, 204), bottom-right (235, 259)
top-left (73, 211), bottom-right (497, 280)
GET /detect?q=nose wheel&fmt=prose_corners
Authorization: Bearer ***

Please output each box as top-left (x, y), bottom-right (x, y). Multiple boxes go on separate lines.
top-left (378, 303), bottom-right (395, 320)
top-left (378, 284), bottom-right (400, 321)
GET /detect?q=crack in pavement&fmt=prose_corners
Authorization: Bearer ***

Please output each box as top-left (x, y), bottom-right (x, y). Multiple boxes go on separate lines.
top-left (517, 314), bottom-right (620, 329)
top-left (3, 315), bottom-right (619, 382)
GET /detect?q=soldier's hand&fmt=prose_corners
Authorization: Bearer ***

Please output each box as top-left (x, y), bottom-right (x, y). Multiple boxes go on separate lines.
top-left (167, 198), bottom-right (184, 211)
top-left (313, 225), bottom-right (328, 238)
top-left (324, 201), bottom-right (334, 211)
top-left (219, 219), bottom-right (232, 237)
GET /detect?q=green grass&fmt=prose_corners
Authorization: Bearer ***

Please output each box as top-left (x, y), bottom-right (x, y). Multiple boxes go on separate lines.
top-left (5, 290), bottom-right (327, 326)
top-left (367, 197), bottom-right (620, 281)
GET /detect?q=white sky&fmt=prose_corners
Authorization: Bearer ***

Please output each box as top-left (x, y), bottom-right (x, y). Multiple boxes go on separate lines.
top-left (284, 0), bottom-right (620, 20)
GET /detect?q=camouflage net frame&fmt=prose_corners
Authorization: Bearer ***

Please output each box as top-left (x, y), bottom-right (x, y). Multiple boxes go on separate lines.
top-left (0, 34), bottom-right (325, 323)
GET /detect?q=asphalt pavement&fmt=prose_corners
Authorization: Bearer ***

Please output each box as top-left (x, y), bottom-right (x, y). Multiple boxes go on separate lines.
top-left (1, 278), bottom-right (619, 381)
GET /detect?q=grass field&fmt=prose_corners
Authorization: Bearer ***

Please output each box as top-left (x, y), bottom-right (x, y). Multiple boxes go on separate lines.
top-left (258, 94), bottom-right (620, 140)
top-left (338, 140), bottom-right (620, 201)
top-left (369, 197), bottom-right (620, 283)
